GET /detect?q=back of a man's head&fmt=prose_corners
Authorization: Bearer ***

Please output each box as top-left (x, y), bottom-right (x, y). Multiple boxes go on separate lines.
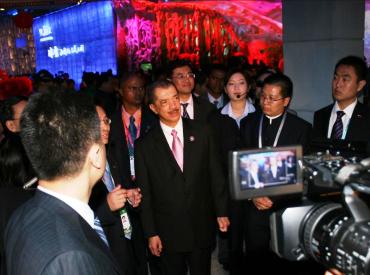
top-left (20, 91), bottom-right (100, 180)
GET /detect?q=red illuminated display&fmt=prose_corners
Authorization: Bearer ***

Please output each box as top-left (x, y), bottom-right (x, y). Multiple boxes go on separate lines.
top-left (114, 0), bottom-right (282, 71)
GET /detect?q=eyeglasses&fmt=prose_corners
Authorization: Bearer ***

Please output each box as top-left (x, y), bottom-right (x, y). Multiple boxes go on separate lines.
top-left (260, 94), bottom-right (285, 103)
top-left (127, 86), bottom-right (145, 92)
top-left (101, 117), bottom-right (111, 125)
top-left (172, 73), bottom-right (195, 80)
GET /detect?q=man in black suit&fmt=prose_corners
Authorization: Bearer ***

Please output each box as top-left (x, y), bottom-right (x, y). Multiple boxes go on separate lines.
top-left (201, 63), bottom-right (229, 109)
top-left (240, 73), bottom-right (319, 275)
top-left (168, 60), bottom-right (216, 123)
top-left (135, 80), bottom-right (229, 275)
top-left (108, 72), bottom-right (157, 275)
top-left (90, 103), bottom-right (143, 275)
top-left (313, 55), bottom-right (370, 144)
top-left (4, 91), bottom-right (121, 275)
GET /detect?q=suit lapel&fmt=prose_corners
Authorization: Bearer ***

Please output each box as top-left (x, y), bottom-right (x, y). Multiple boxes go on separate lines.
top-left (192, 95), bottom-right (203, 121)
top-left (183, 119), bottom-right (196, 175)
top-left (346, 102), bottom-right (364, 140)
top-left (322, 105), bottom-right (333, 137)
top-left (152, 124), bottom-right (182, 173)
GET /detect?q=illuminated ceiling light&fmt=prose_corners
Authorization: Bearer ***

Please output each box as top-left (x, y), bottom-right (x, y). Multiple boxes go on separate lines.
top-left (0, 8), bottom-right (5, 11)
top-left (77, 0), bottom-right (84, 4)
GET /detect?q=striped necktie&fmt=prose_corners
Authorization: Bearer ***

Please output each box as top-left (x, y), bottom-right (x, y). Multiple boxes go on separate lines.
top-left (181, 103), bottom-right (190, 119)
top-left (93, 216), bottom-right (109, 247)
top-left (331, 111), bottom-right (345, 140)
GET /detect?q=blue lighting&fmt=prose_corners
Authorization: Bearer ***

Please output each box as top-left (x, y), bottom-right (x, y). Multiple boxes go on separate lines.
top-left (33, 1), bottom-right (117, 87)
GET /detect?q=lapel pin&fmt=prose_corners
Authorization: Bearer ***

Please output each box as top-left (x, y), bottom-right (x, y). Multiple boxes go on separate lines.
top-left (356, 114), bottom-right (362, 118)
top-left (189, 136), bottom-right (195, 142)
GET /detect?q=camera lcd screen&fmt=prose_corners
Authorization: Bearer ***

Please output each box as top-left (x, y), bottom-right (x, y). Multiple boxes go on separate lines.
top-left (229, 145), bottom-right (303, 200)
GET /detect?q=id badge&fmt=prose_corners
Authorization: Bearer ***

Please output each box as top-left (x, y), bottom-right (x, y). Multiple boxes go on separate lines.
top-left (130, 156), bottom-right (135, 177)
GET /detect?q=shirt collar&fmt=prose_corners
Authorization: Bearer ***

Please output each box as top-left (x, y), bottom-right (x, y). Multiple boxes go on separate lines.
top-left (160, 118), bottom-right (183, 137)
top-left (207, 93), bottom-right (223, 103)
top-left (265, 112), bottom-right (283, 124)
top-left (180, 95), bottom-right (194, 107)
top-left (221, 101), bottom-right (255, 119)
top-left (333, 99), bottom-right (357, 117)
top-left (122, 106), bottom-right (142, 127)
top-left (37, 185), bottom-right (95, 228)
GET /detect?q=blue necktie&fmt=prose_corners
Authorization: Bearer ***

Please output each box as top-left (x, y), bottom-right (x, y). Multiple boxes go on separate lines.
top-left (93, 216), bottom-right (109, 247)
top-left (102, 162), bottom-right (115, 192)
top-left (331, 111), bottom-right (345, 140)
top-left (213, 100), bottom-right (219, 108)
top-left (129, 116), bottom-right (137, 143)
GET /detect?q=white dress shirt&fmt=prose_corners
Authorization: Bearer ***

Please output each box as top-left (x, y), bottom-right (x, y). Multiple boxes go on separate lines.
top-left (180, 96), bottom-right (194, 119)
top-left (38, 185), bottom-right (95, 228)
top-left (160, 118), bottom-right (184, 149)
top-left (327, 100), bottom-right (357, 139)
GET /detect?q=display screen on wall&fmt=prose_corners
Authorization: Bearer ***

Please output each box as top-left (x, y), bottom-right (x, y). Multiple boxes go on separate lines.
top-left (33, 1), bottom-right (116, 86)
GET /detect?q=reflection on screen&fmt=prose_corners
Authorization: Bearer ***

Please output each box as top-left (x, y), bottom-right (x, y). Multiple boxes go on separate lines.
top-left (239, 149), bottom-right (297, 190)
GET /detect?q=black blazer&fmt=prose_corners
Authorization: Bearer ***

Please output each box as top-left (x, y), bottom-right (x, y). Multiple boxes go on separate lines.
top-left (240, 111), bottom-right (312, 154)
top-left (5, 190), bottom-right (122, 275)
top-left (107, 106), bottom-right (157, 189)
top-left (89, 179), bottom-right (135, 275)
top-left (0, 187), bottom-right (33, 275)
top-left (313, 101), bottom-right (370, 142)
top-left (193, 95), bottom-right (217, 123)
top-left (134, 119), bottom-right (228, 253)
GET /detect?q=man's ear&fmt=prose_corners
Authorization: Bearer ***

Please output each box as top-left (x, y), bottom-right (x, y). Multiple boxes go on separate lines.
top-left (88, 143), bottom-right (104, 170)
top-left (149, 103), bottom-right (158, 115)
top-left (357, 80), bottom-right (366, 93)
top-left (283, 97), bottom-right (291, 108)
top-left (5, 120), bottom-right (16, 133)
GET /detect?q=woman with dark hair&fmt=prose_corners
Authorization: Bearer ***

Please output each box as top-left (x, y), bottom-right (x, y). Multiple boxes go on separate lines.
top-left (209, 68), bottom-right (256, 274)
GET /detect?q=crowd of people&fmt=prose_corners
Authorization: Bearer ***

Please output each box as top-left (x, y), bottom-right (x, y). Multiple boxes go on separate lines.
top-left (0, 55), bottom-right (370, 275)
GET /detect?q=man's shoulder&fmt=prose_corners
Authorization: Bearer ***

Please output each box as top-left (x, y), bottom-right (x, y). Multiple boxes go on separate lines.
top-left (286, 112), bottom-right (312, 129)
top-left (314, 104), bottom-right (333, 116)
top-left (193, 95), bottom-right (215, 110)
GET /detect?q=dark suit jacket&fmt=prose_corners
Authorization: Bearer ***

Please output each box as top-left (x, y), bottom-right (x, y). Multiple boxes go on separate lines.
top-left (135, 119), bottom-right (228, 253)
top-left (193, 95), bottom-right (217, 123)
top-left (240, 111), bottom-right (312, 154)
top-left (90, 179), bottom-right (135, 275)
top-left (313, 101), bottom-right (370, 142)
top-left (5, 190), bottom-right (122, 275)
top-left (108, 106), bottom-right (157, 189)
top-left (0, 187), bottom-right (33, 275)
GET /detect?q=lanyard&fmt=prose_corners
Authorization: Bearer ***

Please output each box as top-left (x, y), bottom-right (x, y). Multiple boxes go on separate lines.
top-left (258, 111), bottom-right (287, 148)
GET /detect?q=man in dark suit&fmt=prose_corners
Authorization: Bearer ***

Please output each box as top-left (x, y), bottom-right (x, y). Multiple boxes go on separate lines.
top-left (240, 73), bottom-right (320, 275)
top-left (90, 104), bottom-right (143, 275)
top-left (313, 56), bottom-right (370, 144)
top-left (4, 91), bottom-right (121, 275)
top-left (135, 80), bottom-right (229, 275)
top-left (107, 72), bottom-right (157, 275)
top-left (168, 60), bottom-right (216, 123)
top-left (200, 63), bottom-right (229, 109)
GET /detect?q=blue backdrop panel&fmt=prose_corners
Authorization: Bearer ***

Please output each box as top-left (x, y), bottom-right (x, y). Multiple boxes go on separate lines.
top-left (33, 1), bottom-right (116, 87)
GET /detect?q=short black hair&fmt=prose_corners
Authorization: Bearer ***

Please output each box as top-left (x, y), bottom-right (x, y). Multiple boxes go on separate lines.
top-left (167, 59), bottom-right (194, 78)
top-left (0, 96), bottom-right (28, 136)
top-left (147, 79), bottom-right (177, 105)
top-left (20, 91), bottom-right (100, 180)
top-left (263, 73), bottom-right (293, 98)
top-left (334, 55), bottom-right (367, 81)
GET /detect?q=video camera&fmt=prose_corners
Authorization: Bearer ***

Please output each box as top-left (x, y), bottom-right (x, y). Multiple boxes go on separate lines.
top-left (229, 145), bottom-right (370, 275)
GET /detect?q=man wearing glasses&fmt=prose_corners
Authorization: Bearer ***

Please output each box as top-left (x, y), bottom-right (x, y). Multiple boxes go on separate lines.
top-left (167, 60), bottom-right (215, 124)
top-left (239, 73), bottom-right (315, 275)
top-left (107, 72), bottom-right (157, 275)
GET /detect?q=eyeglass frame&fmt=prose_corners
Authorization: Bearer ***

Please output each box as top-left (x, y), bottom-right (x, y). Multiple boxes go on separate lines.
top-left (260, 94), bottom-right (286, 103)
top-left (101, 117), bottom-right (111, 125)
top-left (172, 72), bottom-right (196, 80)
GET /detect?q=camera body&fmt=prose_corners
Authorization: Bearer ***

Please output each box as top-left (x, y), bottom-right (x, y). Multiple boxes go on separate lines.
top-left (229, 146), bottom-right (370, 275)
